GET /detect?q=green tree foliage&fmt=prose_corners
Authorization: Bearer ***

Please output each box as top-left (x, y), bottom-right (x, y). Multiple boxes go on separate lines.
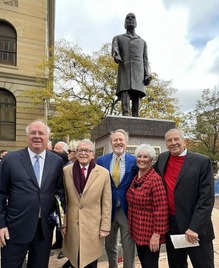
top-left (139, 73), bottom-right (181, 125)
top-left (52, 40), bottom-right (120, 118)
top-left (23, 39), bottom-right (182, 140)
top-left (183, 88), bottom-right (219, 160)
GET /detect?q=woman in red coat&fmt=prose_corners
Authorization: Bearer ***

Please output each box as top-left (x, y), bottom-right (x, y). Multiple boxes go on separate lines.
top-left (126, 144), bottom-right (169, 268)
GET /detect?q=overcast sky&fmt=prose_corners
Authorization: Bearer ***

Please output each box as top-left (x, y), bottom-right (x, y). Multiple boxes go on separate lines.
top-left (55, 0), bottom-right (219, 112)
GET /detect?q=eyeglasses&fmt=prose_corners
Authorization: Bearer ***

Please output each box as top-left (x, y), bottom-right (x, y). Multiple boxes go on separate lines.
top-left (28, 131), bottom-right (46, 137)
top-left (76, 149), bottom-right (93, 153)
top-left (68, 150), bottom-right (76, 153)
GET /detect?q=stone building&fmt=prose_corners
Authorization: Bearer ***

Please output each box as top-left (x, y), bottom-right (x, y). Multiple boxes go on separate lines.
top-left (0, 0), bottom-right (55, 151)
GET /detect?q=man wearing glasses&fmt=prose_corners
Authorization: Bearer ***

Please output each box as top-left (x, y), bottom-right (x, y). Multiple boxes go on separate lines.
top-left (60, 139), bottom-right (112, 268)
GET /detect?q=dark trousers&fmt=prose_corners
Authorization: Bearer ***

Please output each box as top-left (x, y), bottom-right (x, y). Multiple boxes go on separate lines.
top-left (136, 244), bottom-right (159, 268)
top-left (1, 219), bottom-right (53, 268)
top-left (120, 91), bottom-right (139, 117)
top-left (166, 215), bottom-right (214, 268)
top-left (77, 258), bottom-right (97, 268)
top-left (84, 260), bottom-right (98, 268)
top-left (53, 228), bottom-right (63, 248)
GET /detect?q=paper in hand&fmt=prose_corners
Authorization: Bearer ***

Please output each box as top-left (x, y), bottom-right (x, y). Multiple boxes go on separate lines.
top-left (170, 234), bottom-right (200, 249)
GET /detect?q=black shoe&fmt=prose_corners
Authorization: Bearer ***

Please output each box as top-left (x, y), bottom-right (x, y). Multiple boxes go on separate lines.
top-left (50, 250), bottom-right (55, 256)
top-left (57, 251), bottom-right (65, 259)
top-left (51, 242), bottom-right (62, 249)
top-left (62, 260), bottom-right (73, 268)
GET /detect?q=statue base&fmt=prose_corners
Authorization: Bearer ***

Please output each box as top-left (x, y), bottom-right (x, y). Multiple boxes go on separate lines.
top-left (91, 115), bottom-right (175, 157)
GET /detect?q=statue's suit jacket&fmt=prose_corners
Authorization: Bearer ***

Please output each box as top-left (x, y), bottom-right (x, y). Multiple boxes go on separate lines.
top-left (0, 148), bottom-right (64, 243)
top-left (112, 33), bottom-right (148, 99)
top-left (154, 150), bottom-right (215, 242)
top-left (96, 153), bottom-right (137, 221)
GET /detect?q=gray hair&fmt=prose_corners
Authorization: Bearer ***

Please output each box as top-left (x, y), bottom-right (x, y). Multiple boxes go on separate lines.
top-left (135, 144), bottom-right (156, 160)
top-left (55, 141), bottom-right (69, 153)
top-left (77, 139), bottom-right (95, 152)
top-left (110, 129), bottom-right (129, 143)
top-left (165, 129), bottom-right (185, 141)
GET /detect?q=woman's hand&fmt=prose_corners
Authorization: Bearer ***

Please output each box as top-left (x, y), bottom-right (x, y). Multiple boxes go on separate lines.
top-left (149, 233), bottom-right (160, 252)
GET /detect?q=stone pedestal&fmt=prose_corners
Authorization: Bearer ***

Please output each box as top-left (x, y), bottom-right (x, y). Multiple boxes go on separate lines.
top-left (91, 115), bottom-right (175, 157)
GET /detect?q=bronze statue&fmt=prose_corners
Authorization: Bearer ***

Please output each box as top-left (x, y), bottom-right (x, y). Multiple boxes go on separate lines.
top-left (112, 13), bottom-right (151, 117)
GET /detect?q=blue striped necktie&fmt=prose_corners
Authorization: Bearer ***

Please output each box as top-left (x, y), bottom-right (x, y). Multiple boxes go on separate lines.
top-left (34, 155), bottom-right (40, 185)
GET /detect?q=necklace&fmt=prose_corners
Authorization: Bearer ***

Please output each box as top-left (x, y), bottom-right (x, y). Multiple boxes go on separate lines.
top-left (137, 171), bottom-right (143, 180)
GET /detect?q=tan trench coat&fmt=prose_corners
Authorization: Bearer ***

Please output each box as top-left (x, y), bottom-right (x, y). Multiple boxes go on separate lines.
top-left (62, 164), bottom-right (112, 268)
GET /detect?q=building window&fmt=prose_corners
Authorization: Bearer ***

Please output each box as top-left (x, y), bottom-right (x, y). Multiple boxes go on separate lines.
top-left (0, 88), bottom-right (16, 140)
top-left (4, 0), bottom-right (19, 7)
top-left (0, 20), bottom-right (17, 66)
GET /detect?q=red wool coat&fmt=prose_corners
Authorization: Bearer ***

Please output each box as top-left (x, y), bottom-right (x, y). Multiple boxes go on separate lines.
top-left (126, 167), bottom-right (169, 245)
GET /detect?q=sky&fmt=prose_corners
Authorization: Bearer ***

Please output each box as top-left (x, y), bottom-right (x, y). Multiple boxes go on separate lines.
top-left (55, 0), bottom-right (219, 112)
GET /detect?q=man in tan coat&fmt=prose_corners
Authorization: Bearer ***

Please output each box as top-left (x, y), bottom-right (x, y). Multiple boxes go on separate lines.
top-left (61, 139), bottom-right (112, 268)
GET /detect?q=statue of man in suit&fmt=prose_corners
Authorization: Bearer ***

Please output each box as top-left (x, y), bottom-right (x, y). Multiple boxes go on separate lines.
top-left (112, 13), bottom-right (151, 117)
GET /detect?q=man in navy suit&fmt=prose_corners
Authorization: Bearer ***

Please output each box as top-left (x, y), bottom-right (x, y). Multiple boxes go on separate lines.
top-left (154, 129), bottom-right (215, 268)
top-left (0, 120), bottom-right (65, 268)
top-left (96, 129), bottom-right (137, 268)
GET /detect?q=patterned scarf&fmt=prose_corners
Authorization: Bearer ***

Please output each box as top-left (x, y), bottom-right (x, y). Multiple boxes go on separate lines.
top-left (72, 159), bottom-right (96, 195)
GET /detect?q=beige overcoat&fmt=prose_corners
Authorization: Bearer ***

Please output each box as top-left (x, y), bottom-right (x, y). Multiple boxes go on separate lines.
top-left (62, 163), bottom-right (112, 268)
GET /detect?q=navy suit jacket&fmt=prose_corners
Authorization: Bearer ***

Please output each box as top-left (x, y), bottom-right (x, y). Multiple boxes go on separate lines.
top-left (96, 153), bottom-right (137, 221)
top-left (0, 148), bottom-right (64, 244)
top-left (154, 150), bottom-right (215, 242)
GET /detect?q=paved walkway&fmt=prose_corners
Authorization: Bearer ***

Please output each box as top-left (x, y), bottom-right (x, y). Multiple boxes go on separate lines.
top-left (49, 199), bottom-right (219, 268)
